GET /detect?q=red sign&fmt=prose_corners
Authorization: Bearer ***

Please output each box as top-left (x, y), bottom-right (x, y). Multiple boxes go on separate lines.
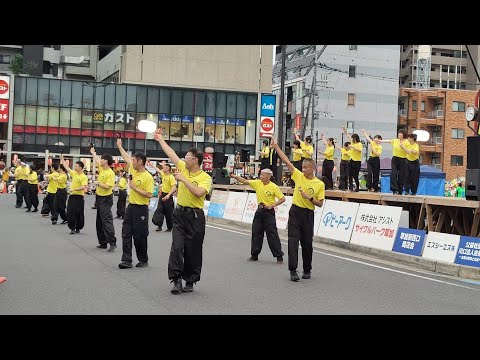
top-left (203, 153), bottom-right (213, 171)
top-left (0, 80), bottom-right (8, 96)
top-left (260, 116), bottom-right (275, 138)
top-left (0, 99), bottom-right (8, 123)
top-left (295, 114), bottom-right (301, 130)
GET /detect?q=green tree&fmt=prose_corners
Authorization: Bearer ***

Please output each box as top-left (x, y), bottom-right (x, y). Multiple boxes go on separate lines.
top-left (9, 54), bottom-right (38, 75)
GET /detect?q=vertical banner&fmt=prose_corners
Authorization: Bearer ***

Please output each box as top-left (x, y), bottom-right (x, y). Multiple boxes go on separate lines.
top-left (275, 196), bottom-right (293, 230)
top-left (294, 113), bottom-right (301, 131)
top-left (260, 94), bottom-right (276, 138)
top-left (223, 192), bottom-right (248, 222)
top-left (0, 75), bottom-right (10, 123)
top-left (207, 191), bottom-right (229, 218)
top-left (392, 227), bottom-right (427, 257)
top-left (242, 192), bottom-right (258, 224)
top-left (203, 153), bottom-right (213, 172)
top-left (422, 232), bottom-right (460, 264)
top-left (317, 200), bottom-right (359, 242)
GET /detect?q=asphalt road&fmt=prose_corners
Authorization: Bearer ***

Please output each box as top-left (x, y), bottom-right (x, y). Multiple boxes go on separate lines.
top-left (1, 194), bottom-right (480, 314)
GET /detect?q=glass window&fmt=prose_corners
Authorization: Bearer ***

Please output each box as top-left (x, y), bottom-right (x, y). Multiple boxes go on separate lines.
top-left (168, 141), bottom-right (181, 153)
top-left (227, 93), bottom-right (237, 118)
top-left (13, 133), bottom-right (24, 144)
top-left (49, 80), bottom-right (60, 107)
top-left (171, 90), bottom-right (182, 114)
top-left (159, 88), bottom-right (170, 114)
top-left (181, 142), bottom-right (194, 152)
top-left (103, 137), bottom-right (115, 148)
top-left (452, 101), bottom-right (465, 112)
top-left (349, 45), bottom-right (358, 50)
top-left (126, 86), bottom-right (137, 112)
top-left (146, 140), bottom-right (158, 151)
top-left (47, 134), bottom-right (59, 145)
top-left (37, 106), bottom-right (48, 126)
top-left (82, 109), bottom-right (93, 129)
top-left (421, 101), bottom-right (425, 111)
top-left (71, 82), bottom-right (83, 108)
top-left (225, 144), bottom-right (235, 155)
top-left (14, 77), bottom-right (26, 105)
top-left (451, 155), bottom-right (463, 166)
top-left (83, 83), bottom-right (94, 109)
top-left (169, 115), bottom-right (182, 141)
top-left (204, 117), bottom-right (215, 143)
top-left (124, 111), bottom-right (136, 132)
top-left (235, 119), bottom-right (246, 144)
top-left (214, 143), bottom-right (224, 153)
top-left (348, 93), bottom-right (355, 106)
top-left (183, 90), bottom-right (194, 115)
top-left (24, 133), bottom-right (35, 144)
top-left (412, 100), bottom-right (417, 111)
top-left (452, 128), bottom-right (465, 139)
top-left (70, 136), bottom-right (81, 147)
top-left (94, 85), bottom-right (105, 109)
top-left (182, 116), bottom-right (193, 141)
top-left (58, 135), bottom-right (69, 147)
top-left (25, 106), bottom-right (36, 126)
top-left (194, 91), bottom-right (205, 116)
top-left (71, 109), bottom-right (81, 128)
top-left (137, 87), bottom-right (147, 112)
top-left (225, 119), bottom-right (236, 145)
top-left (246, 94), bottom-right (257, 119)
top-left (206, 92), bottom-right (216, 116)
top-left (38, 79), bottom-right (50, 106)
top-left (147, 87), bottom-right (159, 113)
top-left (60, 81), bottom-right (72, 107)
top-left (114, 111), bottom-right (127, 132)
top-left (93, 110), bottom-right (104, 130)
top-left (104, 84), bottom-right (115, 110)
top-left (135, 139), bottom-right (146, 152)
top-left (159, 114), bottom-right (170, 141)
top-left (216, 92), bottom-right (226, 117)
top-left (48, 107), bottom-right (60, 127)
top-left (245, 119), bottom-right (256, 144)
top-left (36, 134), bottom-right (47, 145)
top-left (193, 116), bottom-right (205, 143)
top-left (13, 106), bottom-right (25, 125)
top-left (26, 78), bottom-right (38, 106)
top-left (60, 108), bottom-right (71, 128)
top-left (349, 65), bottom-right (356, 78)
top-left (115, 84), bottom-right (126, 111)
top-left (215, 118), bottom-right (225, 143)
top-left (103, 110), bottom-right (115, 131)
top-left (237, 94), bottom-right (246, 118)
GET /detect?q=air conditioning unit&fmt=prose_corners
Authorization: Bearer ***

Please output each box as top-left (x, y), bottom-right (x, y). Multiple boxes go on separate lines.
top-left (435, 136), bottom-right (442, 144)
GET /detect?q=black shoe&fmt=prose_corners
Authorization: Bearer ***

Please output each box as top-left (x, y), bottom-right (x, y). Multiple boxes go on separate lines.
top-left (182, 281), bottom-right (194, 293)
top-left (302, 271), bottom-right (311, 279)
top-left (52, 220), bottom-right (57, 225)
top-left (70, 230), bottom-right (75, 235)
top-left (277, 256), bottom-right (283, 264)
top-left (32, 209), bottom-right (38, 213)
top-left (61, 220), bottom-right (68, 225)
top-left (248, 255), bottom-right (258, 261)
top-left (118, 261), bottom-right (132, 269)
top-left (156, 226), bottom-right (162, 232)
top-left (290, 271), bottom-right (300, 282)
top-left (75, 229), bottom-right (80, 233)
top-left (136, 261), bottom-right (148, 268)
top-left (25, 209), bottom-right (31, 212)
top-left (108, 244), bottom-right (117, 252)
top-left (171, 279), bottom-right (183, 294)
top-left (165, 228), bottom-right (173, 232)
top-left (96, 244), bottom-right (107, 249)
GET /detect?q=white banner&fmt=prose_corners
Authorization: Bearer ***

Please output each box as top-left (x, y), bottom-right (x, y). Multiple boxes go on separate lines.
top-left (313, 204), bottom-right (325, 236)
top-left (422, 232), bottom-right (460, 264)
top-left (223, 192), bottom-right (248, 222)
top-left (317, 200), bottom-right (359, 242)
top-left (241, 193), bottom-right (258, 224)
top-left (350, 203), bottom-right (402, 251)
top-left (275, 196), bottom-right (293, 230)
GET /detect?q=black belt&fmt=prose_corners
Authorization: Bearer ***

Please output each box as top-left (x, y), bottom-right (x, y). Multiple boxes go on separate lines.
top-left (177, 205), bottom-right (202, 212)
top-left (257, 203), bottom-right (274, 210)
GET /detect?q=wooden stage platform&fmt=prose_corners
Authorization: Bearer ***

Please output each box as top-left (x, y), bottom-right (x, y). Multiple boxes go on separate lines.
top-left (212, 185), bottom-right (480, 238)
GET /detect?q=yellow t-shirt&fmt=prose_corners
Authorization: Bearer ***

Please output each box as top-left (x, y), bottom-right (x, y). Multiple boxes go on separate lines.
top-left (350, 142), bottom-right (363, 162)
top-left (261, 146), bottom-right (270, 159)
top-left (46, 171), bottom-right (58, 194)
top-left (161, 172), bottom-right (176, 194)
top-left (407, 143), bottom-right (420, 161)
top-left (128, 165), bottom-right (154, 205)
top-left (248, 180), bottom-right (284, 206)
top-left (324, 145), bottom-right (335, 161)
top-left (69, 170), bottom-right (88, 196)
top-left (55, 173), bottom-right (67, 189)
top-left (293, 148), bottom-right (303, 162)
top-left (176, 160), bottom-right (211, 209)
top-left (369, 140), bottom-right (383, 158)
top-left (341, 148), bottom-right (351, 161)
top-left (96, 166), bottom-right (115, 196)
top-left (28, 171), bottom-right (38, 185)
top-left (300, 141), bottom-right (314, 159)
top-left (391, 139), bottom-right (409, 158)
top-left (15, 166), bottom-right (28, 180)
top-left (291, 168), bottom-right (325, 210)
top-left (2, 171), bottom-right (9, 182)
top-left (118, 177), bottom-right (127, 190)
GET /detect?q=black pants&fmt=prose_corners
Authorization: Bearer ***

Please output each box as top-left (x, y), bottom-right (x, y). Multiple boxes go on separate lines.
top-left (349, 161), bottom-right (361, 191)
top-left (339, 160), bottom-right (349, 190)
top-left (47, 192), bottom-right (57, 218)
top-left (121, 204), bottom-right (149, 263)
top-left (390, 156), bottom-right (406, 194)
top-left (67, 195), bottom-right (85, 231)
top-left (116, 189), bottom-right (127, 217)
top-left (153, 192), bottom-right (174, 229)
top-left (288, 204), bottom-right (314, 272)
top-left (405, 159), bottom-right (420, 195)
top-left (251, 208), bottom-right (283, 258)
top-left (27, 183), bottom-right (39, 210)
top-left (322, 159), bottom-right (334, 190)
top-left (96, 195), bottom-right (116, 246)
top-left (16, 180), bottom-right (29, 207)
top-left (366, 157), bottom-right (380, 191)
top-left (52, 188), bottom-right (67, 222)
top-left (168, 206), bottom-right (206, 283)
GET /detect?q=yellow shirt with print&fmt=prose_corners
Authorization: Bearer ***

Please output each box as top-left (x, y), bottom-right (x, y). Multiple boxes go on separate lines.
top-left (407, 143), bottom-right (420, 161)
top-left (55, 173), bottom-right (67, 189)
top-left (291, 168), bottom-right (325, 210)
top-left (96, 166), bottom-right (115, 196)
top-left (128, 165), bottom-right (154, 205)
top-left (300, 141), bottom-right (314, 159)
top-left (176, 160), bottom-right (211, 209)
top-left (46, 171), bottom-right (58, 194)
top-left (293, 148), bottom-right (303, 162)
top-left (161, 172), bottom-right (176, 194)
top-left (324, 145), bottom-right (335, 161)
top-left (28, 171), bottom-right (38, 185)
top-left (118, 177), bottom-right (127, 190)
top-left (369, 140), bottom-right (383, 158)
top-left (391, 139), bottom-right (409, 158)
top-left (350, 142), bottom-right (363, 162)
top-left (15, 166), bottom-right (28, 181)
top-left (248, 180), bottom-right (284, 206)
top-left (341, 148), bottom-right (351, 161)
top-left (69, 170), bottom-right (88, 196)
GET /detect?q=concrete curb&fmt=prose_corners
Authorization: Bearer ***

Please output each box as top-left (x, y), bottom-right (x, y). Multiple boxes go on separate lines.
top-left (207, 217), bottom-right (480, 281)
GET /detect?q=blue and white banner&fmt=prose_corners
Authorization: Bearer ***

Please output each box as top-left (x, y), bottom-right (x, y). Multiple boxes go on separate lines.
top-left (392, 227), bottom-right (426, 257)
top-left (317, 200), bottom-right (358, 242)
top-left (455, 236), bottom-right (480, 267)
top-left (260, 94), bottom-right (276, 117)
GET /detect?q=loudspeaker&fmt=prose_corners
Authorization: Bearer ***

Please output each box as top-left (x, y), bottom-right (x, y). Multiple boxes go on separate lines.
top-left (466, 169), bottom-right (480, 200)
top-left (213, 152), bottom-right (226, 168)
top-left (240, 148), bottom-right (250, 163)
top-left (212, 168), bottom-right (230, 185)
top-left (467, 136), bottom-right (480, 170)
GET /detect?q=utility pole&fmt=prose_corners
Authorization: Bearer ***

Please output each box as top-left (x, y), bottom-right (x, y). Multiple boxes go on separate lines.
top-left (277, 45), bottom-right (286, 184)
top-left (310, 49), bottom-right (318, 138)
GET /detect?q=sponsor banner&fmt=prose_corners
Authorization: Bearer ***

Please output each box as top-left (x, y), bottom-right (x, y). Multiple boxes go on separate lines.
top-left (223, 192), bottom-right (248, 222)
top-left (207, 190), bottom-right (229, 218)
top-left (422, 232), bottom-right (460, 264)
top-left (242, 192), bottom-right (258, 224)
top-left (392, 227), bottom-right (426, 257)
top-left (318, 200), bottom-right (359, 242)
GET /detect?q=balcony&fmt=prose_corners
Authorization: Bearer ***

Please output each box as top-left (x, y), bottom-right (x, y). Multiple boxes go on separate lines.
top-left (421, 140), bottom-right (443, 153)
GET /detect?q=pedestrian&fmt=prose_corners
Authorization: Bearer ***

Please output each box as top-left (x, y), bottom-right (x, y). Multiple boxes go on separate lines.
top-left (319, 135), bottom-right (335, 190)
top-left (14, 160), bottom-right (30, 209)
top-left (342, 128), bottom-right (363, 192)
top-left (335, 141), bottom-right (350, 191)
top-left (401, 133), bottom-right (420, 195)
top-left (26, 166), bottom-right (39, 212)
top-left (361, 129), bottom-right (383, 192)
top-left (116, 139), bottom-right (154, 269)
top-left (151, 161), bottom-right (177, 232)
top-left (230, 169), bottom-right (285, 263)
top-left (271, 137), bottom-right (325, 282)
top-left (43, 164), bottom-right (59, 218)
top-left (61, 154), bottom-right (88, 234)
top-left (90, 147), bottom-right (117, 251)
top-left (379, 129), bottom-right (409, 195)
top-left (154, 129), bottom-right (212, 294)
top-left (51, 164), bottom-right (68, 225)
top-left (115, 171), bottom-right (128, 219)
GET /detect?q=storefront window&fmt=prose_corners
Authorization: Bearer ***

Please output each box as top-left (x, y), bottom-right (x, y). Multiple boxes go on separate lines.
top-left (170, 115), bottom-right (182, 141)
top-left (246, 94), bottom-right (257, 119)
top-left (81, 109), bottom-right (93, 129)
top-left (83, 83), bottom-right (94, 109)
top-left (147, 87), bottom-right (159, 113)
top-left (103, 110), bottom-right (114, 131)
top-left (193, 116), bottom-right (205, 143)
top-left (237, 93), bottom-right (246, 118)
top-left (194, 91), bottom-right (205, 116)
top-left (245, 119), bottom-right (256, 144)
top-left (14, 77), bottom-right (26, 105)
top-left (137, 87), bottom-right (147, 112)
top-left (25, 106), bottom-right (36, 126)
top-left (182, 115), bottom-right (193, 141)
top-left (71, 109), bottom-right (81, 128)
top-left (171, 90), bottom-right (182, 114)
top-left (235, 119), bottom-right (245, 144)
top-left (60, 81), bottom-right (72, 107)
top-left (93, 110), bottom-right (104, 130)
top-left (70, 136), bottom-right (81, 147)
top-left (183, 90), bottom-right (194, 115)
top-left (71, 82), bottom-right (82, 108)
top-left (216, 92), bottom-right (226, 117)
top-left (225, 118), bottom-right (236, 144)
top-left (49, 80), bottom-right (60, 107)
top-left (60, 108), bottom-right (71, 128)
top-left (126, 86), bottom-right (137, 112)
top-left (134, 113), bottom-right (146, 134)
top-left (13, 133), bottom-right (24, 144)
top-left (36, 134), bottom-right (47, 145)
top-left (159, 114), bottom-right (170, 140)
top-left (37, 106), bottom-right (48, 126)
top-left (24, 133), bottom-right (35, 144)
top-left (159, 89), bottom-right (170, 114)
top-left (26, 78), bottom-right (38, 106)
top-left (104, 84), bottom-right (115, 110)
top-left (13, 106), bottom-right (25, 125)
top-left (94, 85), bottom-right (105, 109)
top-left (145, 113), bottom-right (158, 140)
top-left (115, 84), bottom-right (126, 111)
top-left (47, 134), bottom-right (59, 145)
top-left (215, 118), bottom-right (225, 143)
top-left (38, 79), bottom-right (49, 106)
top-left (206, 92), bottom-right (215, 116)
top-left (227, 93), bottom-right (236, 118)
top-left (205, 117), bottom-right (215, 142)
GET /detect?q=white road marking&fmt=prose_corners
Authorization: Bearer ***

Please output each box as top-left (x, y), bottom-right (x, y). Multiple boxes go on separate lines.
top-left (206, 224), bottom-right (480, 291)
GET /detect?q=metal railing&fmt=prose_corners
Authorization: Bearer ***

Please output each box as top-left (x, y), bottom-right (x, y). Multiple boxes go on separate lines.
top-left (427, 110), bottom-right (444, 118)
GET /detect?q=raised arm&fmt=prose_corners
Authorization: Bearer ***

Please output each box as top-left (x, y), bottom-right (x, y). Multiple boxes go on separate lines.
top-left (154, 129), bottom-right (181, 166)
top-left (116, 138), bottom-right (132, 165)
top-left (90, 146), bottom-right (102, 164)
top-left (59, 153), bottom-right (72, 174)
top-left (334, 142), bottom-right (343, 150)
top-left (271, 137), bottom-right (295, 174)
top-left (321, 134), bottom-right (327, 146)
top-left (342, 127), bottom-right (352, 142)
top-left (229, 173), bottom-right (249, 185)
top-left (361, 129), bottom-right (374, 143)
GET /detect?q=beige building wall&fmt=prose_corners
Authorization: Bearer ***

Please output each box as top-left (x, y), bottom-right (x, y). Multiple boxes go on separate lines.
top-left (120, 45), bottom-right (272, 93)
